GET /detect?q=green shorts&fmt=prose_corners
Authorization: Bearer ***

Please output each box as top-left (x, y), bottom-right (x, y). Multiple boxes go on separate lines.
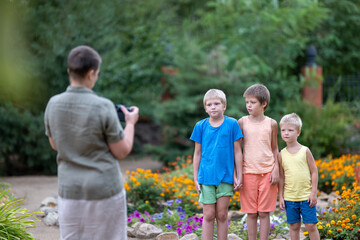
top-left (199, 183), bottom-right (233, 204)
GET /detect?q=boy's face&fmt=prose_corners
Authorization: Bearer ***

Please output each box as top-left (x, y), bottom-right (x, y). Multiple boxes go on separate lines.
top-left (205, 98), bottom-right (226, 119)
top-left (245, 96), bottom-right (266, 116)
top-left (280, 123), bottom-right (300, 144)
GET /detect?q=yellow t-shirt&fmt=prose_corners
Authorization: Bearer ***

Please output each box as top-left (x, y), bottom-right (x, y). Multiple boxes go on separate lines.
top-left (281, 146), bottom-right (312, 201)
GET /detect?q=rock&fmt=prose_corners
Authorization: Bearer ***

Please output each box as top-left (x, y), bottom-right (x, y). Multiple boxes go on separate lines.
top-left (43, 210), bottom-right (59, 226)
top-left (127, 226), bottom-right (137, 238)
top-left (156, 232), bottom-right (179, 240)
top-left (228, 233), bottom-right (242, 240)
top-left (228, 210), bottom-right (246, 221)
top-left (179, 233), bottom-right (199, 240)
top-left (136, 223), bottom-right (163, 239)
top-left (40, 196), bottom-right (58, 208)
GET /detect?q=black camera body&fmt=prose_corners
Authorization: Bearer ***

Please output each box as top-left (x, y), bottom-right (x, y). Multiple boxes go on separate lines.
top-left (115, 104), bottom-right (133, 122)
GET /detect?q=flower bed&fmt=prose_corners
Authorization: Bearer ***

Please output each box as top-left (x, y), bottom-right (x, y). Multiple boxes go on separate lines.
top-left (125, 154), bottom-right (360, 239)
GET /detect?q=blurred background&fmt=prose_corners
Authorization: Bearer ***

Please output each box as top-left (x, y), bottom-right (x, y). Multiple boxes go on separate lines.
top-left (0, 0), bottom-right (359, 176)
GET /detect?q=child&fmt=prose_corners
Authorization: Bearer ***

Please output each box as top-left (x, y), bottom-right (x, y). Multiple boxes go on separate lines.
top-left (190, 89), bottom-right (243, 240)
top-left (238, 84), bottom-right (279, 240)
top-left (278, 113), bottom-right (320, 240)
top-left (44, 45), bottom-right (139, 240)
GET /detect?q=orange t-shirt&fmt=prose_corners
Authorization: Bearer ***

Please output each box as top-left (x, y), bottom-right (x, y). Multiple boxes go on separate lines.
top-left (242, 116), bottom-right (275, 174)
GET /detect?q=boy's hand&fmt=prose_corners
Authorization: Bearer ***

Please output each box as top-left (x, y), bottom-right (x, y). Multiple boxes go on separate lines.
top-left (194, 180), bottom-right (201, 195)
top-left (233, 176), bottom-right (243, 191)
top-left (308, 192), bottom-right (317, 208)
top-left (270, 166), bottom-right (279, 185)
top-left (279, 197), bottom-right (285, 210)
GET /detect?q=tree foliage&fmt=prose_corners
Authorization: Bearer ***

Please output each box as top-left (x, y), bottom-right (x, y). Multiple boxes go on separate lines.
top-left (0, 0), bottom-right (359, 173)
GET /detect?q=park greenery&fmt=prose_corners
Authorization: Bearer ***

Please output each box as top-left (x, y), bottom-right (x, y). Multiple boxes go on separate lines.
top-left (0, 0), bottom-right (359, 174)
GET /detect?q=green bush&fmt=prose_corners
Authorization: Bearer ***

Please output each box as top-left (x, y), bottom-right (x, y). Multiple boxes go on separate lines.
top-left (284, 100), bottom-right (356, 159)
top-left (0, 103), bottom-right (57, 175)
top-left (0, 188), bottom-right (39, 240)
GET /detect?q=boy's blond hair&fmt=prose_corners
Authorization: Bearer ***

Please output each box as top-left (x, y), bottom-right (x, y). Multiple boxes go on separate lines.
top-left (243, 84), bottom-right (270, 111)
top-left (203, 89), bottom-right (226, 107)
top-left (280, 113), bottom-right (303, 131)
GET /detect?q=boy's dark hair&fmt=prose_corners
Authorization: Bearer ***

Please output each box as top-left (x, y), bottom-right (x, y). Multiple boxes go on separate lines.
top-left (243, 84), bottom-right (270, 111)
top-left (67, 45), bottom-right (102, 79)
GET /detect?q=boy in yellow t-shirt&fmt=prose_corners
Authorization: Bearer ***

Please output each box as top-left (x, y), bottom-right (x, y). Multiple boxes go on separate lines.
top-left (278, 113), bottom-right (320, 240)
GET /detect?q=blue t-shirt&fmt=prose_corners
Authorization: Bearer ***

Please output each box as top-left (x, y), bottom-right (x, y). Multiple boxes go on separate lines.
top-left (190, 116), bottom-right (243, 185)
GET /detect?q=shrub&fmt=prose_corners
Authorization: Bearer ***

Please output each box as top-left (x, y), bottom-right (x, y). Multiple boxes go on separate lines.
top-left (314, 183), bottom-right (360, 240)
top-left (284, 100), bottom-right (356, 159)
top-left (0, 189), bottom-right (38, 239)
top-left (0, 103), bottom-right (57, 175)
top-left (316, 154), bottom-right (360, 194)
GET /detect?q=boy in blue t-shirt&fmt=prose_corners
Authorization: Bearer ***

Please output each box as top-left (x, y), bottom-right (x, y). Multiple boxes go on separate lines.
top-left (190, 89), bottom-right (243, 240)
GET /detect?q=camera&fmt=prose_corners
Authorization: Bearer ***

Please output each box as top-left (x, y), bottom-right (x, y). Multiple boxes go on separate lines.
top-left (115, 104), bottom-right (133, 122)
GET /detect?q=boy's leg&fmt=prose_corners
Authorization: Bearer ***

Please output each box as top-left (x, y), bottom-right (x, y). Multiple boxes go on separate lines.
top-left (289, 222), bottom-right (301, 240)
top-left (202, 203), bottom-right (216, 240)
top-left (304, 223), bottom-right (320, 240)
top-left (258, 212), bottom-right (270, 240)
top-left (301, 201), bottom-right (320, 240)
top-left (247, 213), bottom-right (258, 240)
top-left (215, 196), bottom-right (231, 240)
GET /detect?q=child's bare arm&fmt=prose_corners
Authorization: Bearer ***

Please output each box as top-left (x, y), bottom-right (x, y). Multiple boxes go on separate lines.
top-left (270, 119), bottom-right (279, 185)
top-left (306, 148), bottom-right (318, 208)
top-left (233, 139), bottom-right (243, 190)
top-left (193, 142), bottom-right (202, 195)
top-left (278, 153), bottom-right (285, 210)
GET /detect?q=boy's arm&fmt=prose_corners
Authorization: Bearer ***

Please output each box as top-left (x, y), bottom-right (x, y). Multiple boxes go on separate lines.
top-left (233, 139), bottom-right (243, 190)
top-left (270, 119), bottom-right (279, 185)
top-left (278, 153), bottom-right (285, 210)
top-left (193, 142), bottom-right (202, 195)
top-left (306, 148), bottom-right (318, 208)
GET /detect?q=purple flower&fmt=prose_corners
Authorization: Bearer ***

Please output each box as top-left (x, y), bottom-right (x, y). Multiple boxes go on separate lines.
top-left (127, 218), bottom-right (132, 223)
top-left (270, 224), bottom-right (275, 229)
top-left (165, 224), bottom-right (172, 229)
top-left (175, 199), bottom-right (182, 204)
top-left (179, 214), bottom-right (186, 219)
top-left (144, 210), bottom-right (150, 216)
top-left (140, 218), bottom-right (145, 223)
top-left (177, 221), bottom-right (183, 226)
top-left (166, 200), bottom-right (174, 206)
top-left (167, 209), bottom-right (173, 216)
top-left (134, 210), bottom-right (141, 218)
top-left (176, 227), bottom-right (182, 235)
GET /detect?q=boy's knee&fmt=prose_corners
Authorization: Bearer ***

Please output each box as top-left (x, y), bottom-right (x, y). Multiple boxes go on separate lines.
top-left (290, 222), bottom-right (301, 231)
top-left (258, 212), bottom-right (269, 219)
top-left (216, 212), bottom-right (228, 222)
top-left (203, 212), bottom-right (216, 222)
top-left (305, 223), bottom-right (317, 232)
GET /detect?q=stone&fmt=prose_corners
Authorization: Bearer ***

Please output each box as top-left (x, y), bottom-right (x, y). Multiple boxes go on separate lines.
top-left (40, 196), bottom-right (58, 208)
top-left (156, 232), bottom-right (179, 240)
top-left (127, 226), bottom-right (137, 238)
top-left (228, 210), bottom-right (246, 221)
top-left (179, 233), bottom-right (199, 240)
top-left (136, 223), bottom-right (163, 239)
top-left (43, 211), bottom-right (59, 226)
top-left (228, 233), bottom-right (242, 240)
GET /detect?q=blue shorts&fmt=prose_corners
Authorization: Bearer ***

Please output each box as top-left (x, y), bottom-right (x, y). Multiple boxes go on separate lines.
top-left (285, 200), bottom-right (318, 224)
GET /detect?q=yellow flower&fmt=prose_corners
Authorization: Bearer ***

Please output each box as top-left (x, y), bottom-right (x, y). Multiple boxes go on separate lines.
top-left (331, 220), bottom-right (335, 226)
top-left (352, 215), bottom-right (357, 219)
top-left (328, 230), bottom-right (332, 234)
top-left (303, 231), bottom-right (309, 236)
top-left (318, 225), bottom-right (323, 230)
top-left (145, 200), bottom-right (149, 204)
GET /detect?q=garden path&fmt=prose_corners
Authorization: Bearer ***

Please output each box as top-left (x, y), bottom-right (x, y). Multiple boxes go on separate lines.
top-left (1, 155), bottom-right (162, 240)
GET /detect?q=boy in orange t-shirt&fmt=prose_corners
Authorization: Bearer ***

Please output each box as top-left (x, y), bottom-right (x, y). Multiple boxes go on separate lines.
top-left (238, 84), bottom-right (279, 240)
